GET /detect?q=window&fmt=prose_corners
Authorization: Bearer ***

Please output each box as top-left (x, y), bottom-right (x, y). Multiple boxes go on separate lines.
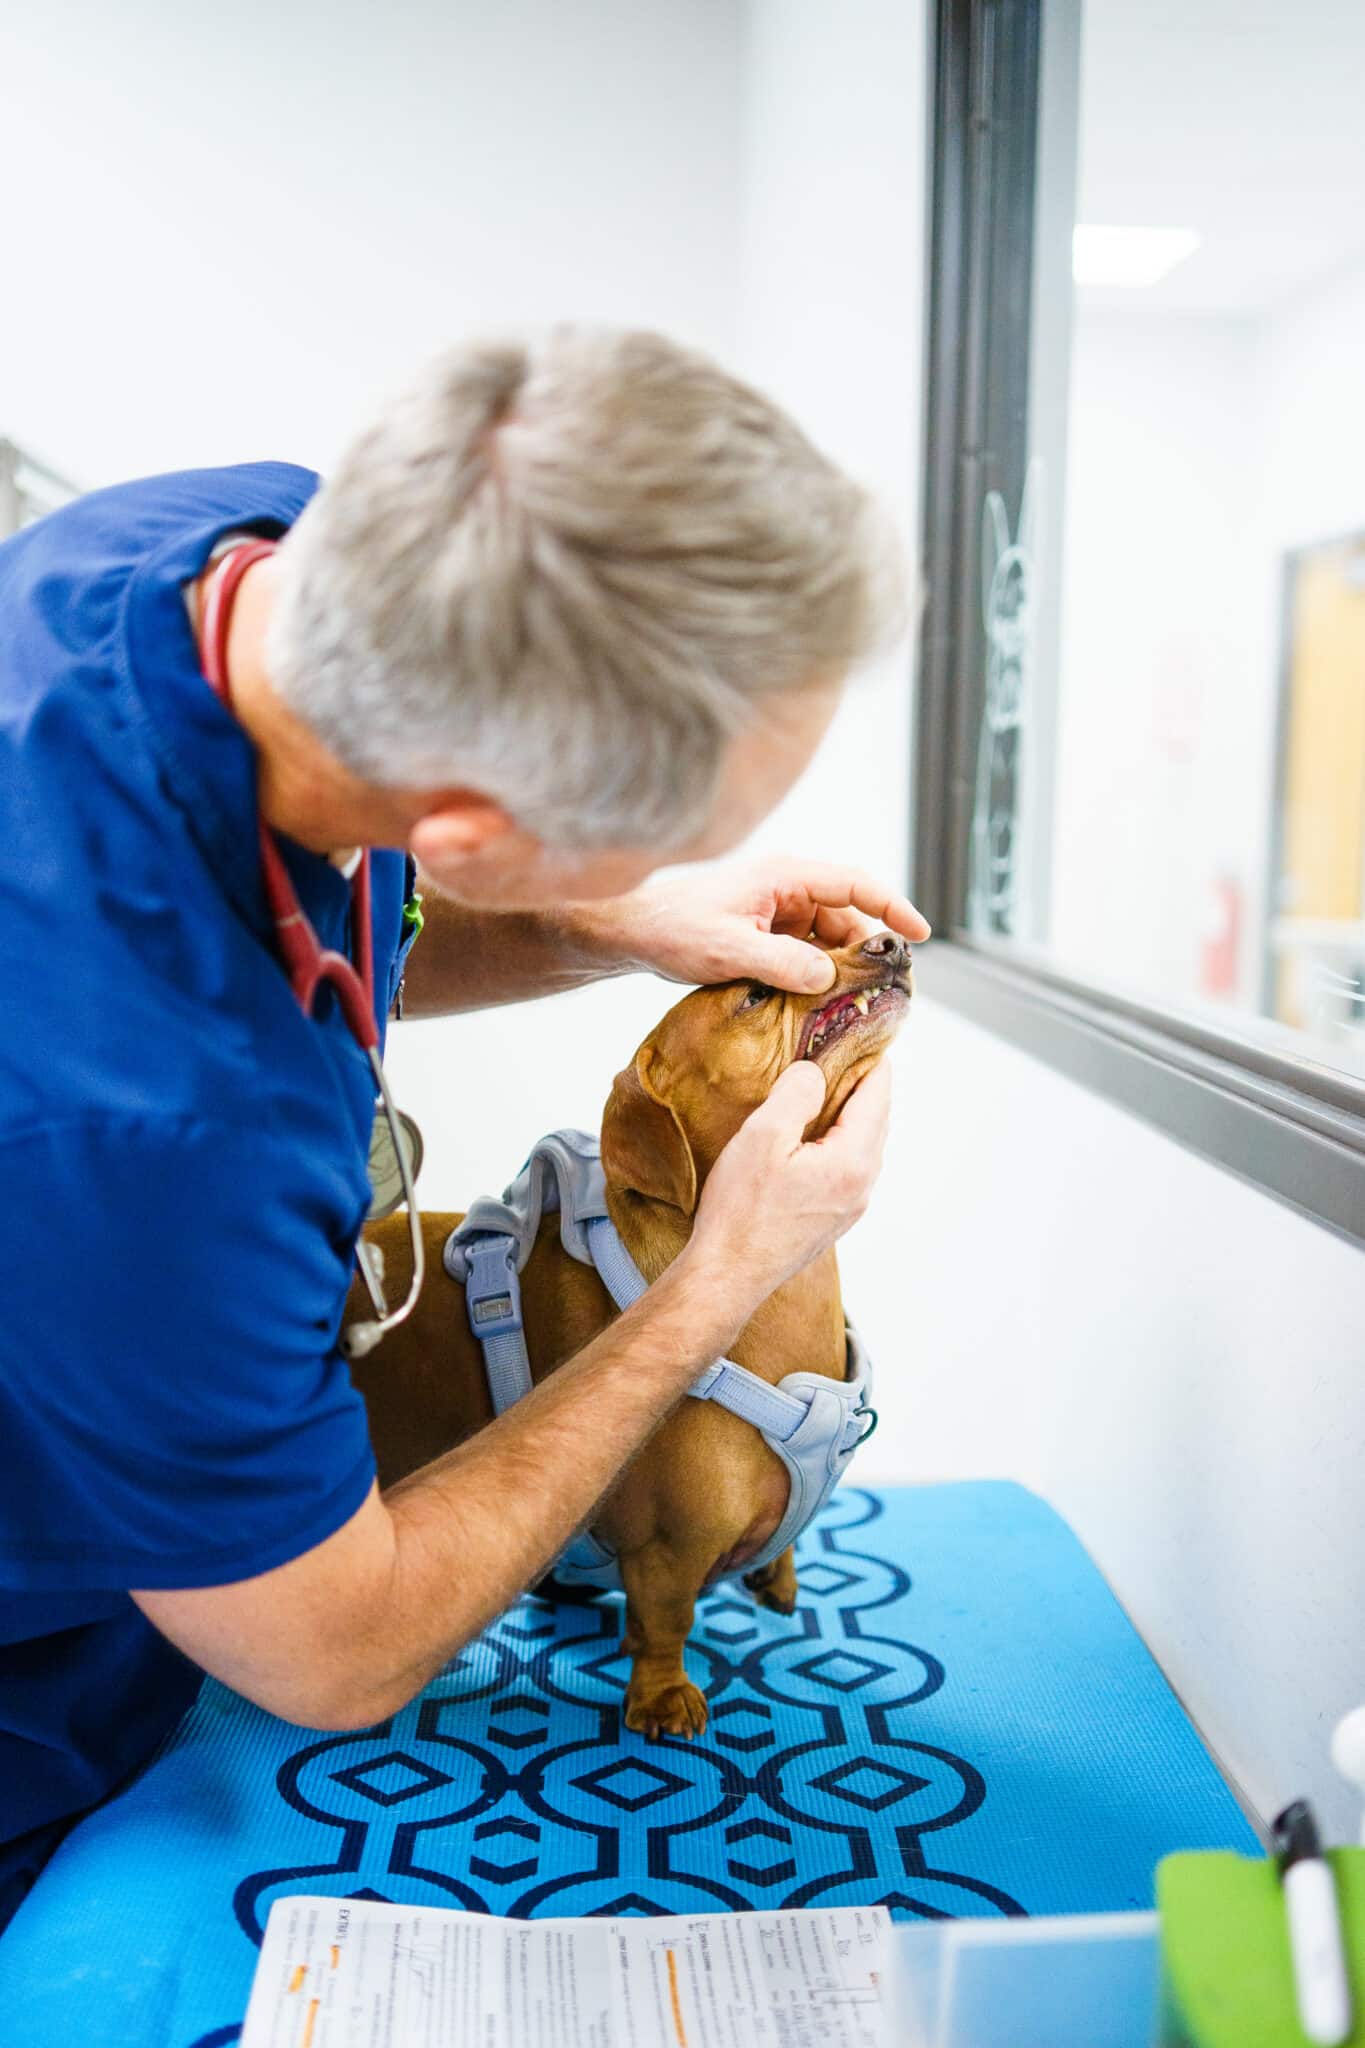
top-left (915, 0), bottom-right (1365, 1244)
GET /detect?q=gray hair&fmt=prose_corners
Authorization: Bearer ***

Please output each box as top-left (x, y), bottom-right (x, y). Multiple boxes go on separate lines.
top-left (268, 326), bottom-right (905, 850)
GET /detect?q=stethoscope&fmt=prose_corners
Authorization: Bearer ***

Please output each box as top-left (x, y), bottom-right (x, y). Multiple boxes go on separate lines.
top-left (200, 538), bottom-right (424, 1361)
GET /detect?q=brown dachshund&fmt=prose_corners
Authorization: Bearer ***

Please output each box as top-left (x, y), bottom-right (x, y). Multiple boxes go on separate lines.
top-left (348, 932), bottom-right (911, 1740)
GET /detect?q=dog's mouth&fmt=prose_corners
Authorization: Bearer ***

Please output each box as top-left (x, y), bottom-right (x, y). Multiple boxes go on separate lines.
top-left (797, 975), bottom-right (911, 1062)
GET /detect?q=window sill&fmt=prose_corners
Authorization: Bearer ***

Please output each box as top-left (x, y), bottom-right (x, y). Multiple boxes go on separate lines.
top-left (925, 936), bottom-right (1365, 1250)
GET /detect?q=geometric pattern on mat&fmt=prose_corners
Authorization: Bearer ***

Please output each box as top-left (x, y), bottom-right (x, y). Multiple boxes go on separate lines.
top-left (231, 1485), bottom-right (1024, 1941)
top-left (0, 1483), bottom-right (1260, 2048)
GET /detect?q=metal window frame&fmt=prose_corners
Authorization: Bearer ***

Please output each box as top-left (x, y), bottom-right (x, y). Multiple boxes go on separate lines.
top-left (912, 0), bottom-right (1365, 1251)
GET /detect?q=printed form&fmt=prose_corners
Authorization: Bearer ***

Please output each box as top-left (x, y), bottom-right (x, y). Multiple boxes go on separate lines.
top-left (240, 1895), bottom-right (890, 2048)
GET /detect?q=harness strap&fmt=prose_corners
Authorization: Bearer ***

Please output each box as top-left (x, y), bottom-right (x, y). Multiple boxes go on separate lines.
top-left (462, 1238), bottom-right (532, 1411)
top-left (584, 1217), bottom-right (811, 1440)
top-left (580, 1214), bottom-right (646, 1309)
top-left (688, 1359), bottom-right (809, 1441)
top-left (463, 1213), bottom-right (818, 1452)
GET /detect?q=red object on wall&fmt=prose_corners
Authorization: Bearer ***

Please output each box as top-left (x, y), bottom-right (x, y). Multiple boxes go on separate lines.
top-left (1200, 875), bottom-right (1242, 998)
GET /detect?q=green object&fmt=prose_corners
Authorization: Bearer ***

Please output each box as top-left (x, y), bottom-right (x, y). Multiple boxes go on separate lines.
top-left (1158, 1846), bottom-right (1365, 2046)
top-left (401, 888), bottom-right (425, 939)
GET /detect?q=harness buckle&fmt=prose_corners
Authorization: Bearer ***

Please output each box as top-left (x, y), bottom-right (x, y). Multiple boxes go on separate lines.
top-left (464, 1236), bottom-right (523, 1338)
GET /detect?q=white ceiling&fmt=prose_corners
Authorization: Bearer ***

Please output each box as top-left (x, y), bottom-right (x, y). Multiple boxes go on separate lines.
top-left (1076, 0), bottom-right (1365, 315)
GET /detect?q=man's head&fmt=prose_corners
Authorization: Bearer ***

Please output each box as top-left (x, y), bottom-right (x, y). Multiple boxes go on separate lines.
top-left (600, 932), bottom-right (913, 1215)
top-left (267, 328), bottom-right (905, 902)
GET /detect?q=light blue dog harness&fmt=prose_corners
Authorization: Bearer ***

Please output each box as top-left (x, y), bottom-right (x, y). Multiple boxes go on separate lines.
top-left (443, 1130), bottom-right (877, 1591)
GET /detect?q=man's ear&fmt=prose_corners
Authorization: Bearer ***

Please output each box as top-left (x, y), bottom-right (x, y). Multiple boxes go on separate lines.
top-left (408, 793), bottom-right (516, 870)
top-left (601, 1047), bottom-right (698, 1215)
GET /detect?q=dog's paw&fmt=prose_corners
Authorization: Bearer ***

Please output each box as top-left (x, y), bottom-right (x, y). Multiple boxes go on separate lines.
top-left (744, 1562), bottom-right (799, 1616)
top-left (624, 1679), bottom-right (709, 1742)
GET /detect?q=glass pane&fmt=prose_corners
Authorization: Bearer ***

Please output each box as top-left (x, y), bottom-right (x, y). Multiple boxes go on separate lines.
top-left (973, 0), bottom-right (1365, 1082)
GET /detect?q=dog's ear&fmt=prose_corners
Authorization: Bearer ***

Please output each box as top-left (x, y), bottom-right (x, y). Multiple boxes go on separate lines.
top-left (601, 1047), bottom-right (698, 1215)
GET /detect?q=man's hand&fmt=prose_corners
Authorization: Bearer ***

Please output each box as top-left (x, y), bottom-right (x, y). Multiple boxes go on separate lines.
top-left (585, 856), bottom-right (930, 996)
top-left (398, 856), bottom-right (928, 1018)
top-left (684, 1057), bottom-right (892, 1313)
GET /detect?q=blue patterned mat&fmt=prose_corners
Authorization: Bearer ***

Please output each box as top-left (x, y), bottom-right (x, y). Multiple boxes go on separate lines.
top-left (0, 1482), bottom-right (1258, 2045)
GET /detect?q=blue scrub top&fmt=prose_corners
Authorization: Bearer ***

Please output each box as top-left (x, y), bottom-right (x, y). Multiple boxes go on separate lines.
top-left (0, 465), bottom-right (418, 1928)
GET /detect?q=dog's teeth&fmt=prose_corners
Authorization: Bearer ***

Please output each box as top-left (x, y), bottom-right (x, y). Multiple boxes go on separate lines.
top-left (853, 993), bottom-right (869, 1014)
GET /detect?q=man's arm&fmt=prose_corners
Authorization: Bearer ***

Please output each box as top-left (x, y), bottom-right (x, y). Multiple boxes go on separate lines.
top-left (397, 889), bottom-right (619, 1017)
top-left (136, 1254), bottom-right (740, 1727)
top-left (398, 857), bottom-right (930, 1017)
top-left (133, 1059), bottom-right (889, 1729)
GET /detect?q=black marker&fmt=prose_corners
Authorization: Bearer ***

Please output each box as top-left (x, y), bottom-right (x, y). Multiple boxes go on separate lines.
top-left (1273, 1799), bottom-right (1353, 2047)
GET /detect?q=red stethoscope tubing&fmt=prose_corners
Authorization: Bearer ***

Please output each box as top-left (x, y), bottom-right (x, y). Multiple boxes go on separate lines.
top-left (197, 535), bottom-right (424, 1359)
top-left (199, 538), bottom-right (378, 1054)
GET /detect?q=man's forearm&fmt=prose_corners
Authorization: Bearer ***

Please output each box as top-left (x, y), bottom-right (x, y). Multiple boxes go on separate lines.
top-left (397, 888), bottom-right (623, 1017)
top-left (344, 1252), bottom-right (743, 1720)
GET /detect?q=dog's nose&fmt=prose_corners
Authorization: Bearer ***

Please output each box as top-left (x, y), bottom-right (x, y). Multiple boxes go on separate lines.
top-left (859, 931), bottom-right (913, 972)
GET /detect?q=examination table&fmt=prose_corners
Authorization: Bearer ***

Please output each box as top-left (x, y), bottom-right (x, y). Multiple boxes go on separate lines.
top-left (0, 1481), bottom-right (1259, 2045)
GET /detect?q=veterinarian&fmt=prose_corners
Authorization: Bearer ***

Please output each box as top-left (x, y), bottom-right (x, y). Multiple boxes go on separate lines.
top-left (0, 328), bottom-right (927, 1929)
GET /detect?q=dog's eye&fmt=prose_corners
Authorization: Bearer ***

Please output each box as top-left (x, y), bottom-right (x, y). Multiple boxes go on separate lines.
top-left (738, 983), bottom-right (777, 1011)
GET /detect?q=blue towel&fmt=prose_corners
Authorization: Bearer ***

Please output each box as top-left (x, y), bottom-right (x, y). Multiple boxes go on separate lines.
top-left (0, 1482), bottom-right (1258, 2046)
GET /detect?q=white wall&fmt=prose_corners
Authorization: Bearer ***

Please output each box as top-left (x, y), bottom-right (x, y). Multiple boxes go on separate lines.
top-left (868, 998), bottom-right (1365, 1838)
top-left (0, 0), bottom-right (745, 483)
top-left (733, 0), bottom-right (922, 884)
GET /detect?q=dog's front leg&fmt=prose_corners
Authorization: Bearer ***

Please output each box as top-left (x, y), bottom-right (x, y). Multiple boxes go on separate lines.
top-left (618, 1542), bottom-right (710, 1742)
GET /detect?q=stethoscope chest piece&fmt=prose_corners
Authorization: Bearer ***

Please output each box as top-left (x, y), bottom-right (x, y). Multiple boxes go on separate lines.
top-left (366, 1106), bottom-right (425, 1221)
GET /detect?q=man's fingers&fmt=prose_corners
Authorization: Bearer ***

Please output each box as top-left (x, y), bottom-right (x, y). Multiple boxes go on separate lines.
top-left (744, 1058), bottom-right (827, 1140)
top-left (771, 861), bottom-right (932, 943)
top-left (732, 930), bottom-right (836, 995)
top-left (810, 904), bottom-right (878, 949)
top-left (888, 898), bottom-right (932, 943)
top-left (820, 1057), bottom-right (893, 1152)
